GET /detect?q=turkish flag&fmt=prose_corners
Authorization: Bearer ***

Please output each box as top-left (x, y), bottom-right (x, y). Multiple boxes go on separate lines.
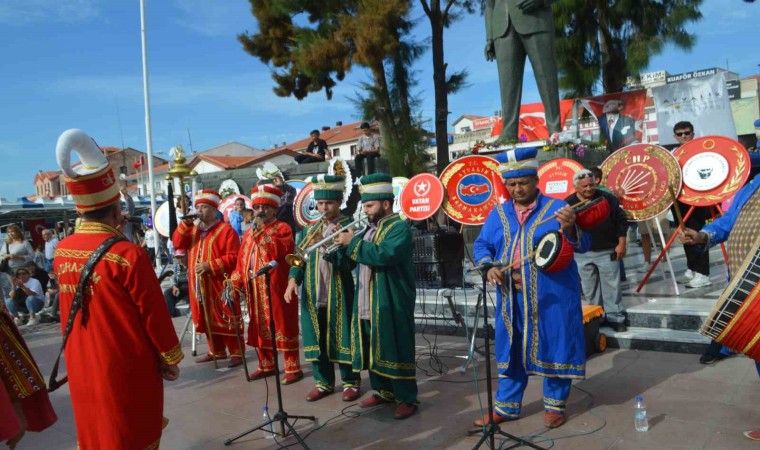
top-left (25, 219), bottom-right (47, 249)
top-left (491, 100), bottom-right (575, 141)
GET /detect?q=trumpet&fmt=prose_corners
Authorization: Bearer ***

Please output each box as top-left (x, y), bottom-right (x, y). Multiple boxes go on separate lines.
top-left (285, 218), bottom-right (367, 268)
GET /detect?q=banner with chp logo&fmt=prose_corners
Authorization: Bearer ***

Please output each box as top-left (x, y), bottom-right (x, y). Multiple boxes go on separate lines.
top-left (652, 72), bottom-right (737, 147)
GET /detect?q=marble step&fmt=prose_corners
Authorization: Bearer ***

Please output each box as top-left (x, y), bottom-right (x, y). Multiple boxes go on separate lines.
top-left (624, 300), bottom-right (714, 331)
top-left (601, 326), bottom-right (711, 355)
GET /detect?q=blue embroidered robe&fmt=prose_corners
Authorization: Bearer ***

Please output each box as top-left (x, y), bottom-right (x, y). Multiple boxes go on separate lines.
top-left (473, 193), bottom-right (590, 379)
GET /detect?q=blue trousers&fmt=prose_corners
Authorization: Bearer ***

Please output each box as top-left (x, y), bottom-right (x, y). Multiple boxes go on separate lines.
top-left (5, 296), bottom-right (44, 316)
top-left (494, 293), bottom-right (572, 418)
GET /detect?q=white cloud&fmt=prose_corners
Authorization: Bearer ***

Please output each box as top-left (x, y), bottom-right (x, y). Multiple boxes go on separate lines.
top-left (170, 0), bottom-right (253, 37)
top-left (0, 0), bottom-right (100, 26)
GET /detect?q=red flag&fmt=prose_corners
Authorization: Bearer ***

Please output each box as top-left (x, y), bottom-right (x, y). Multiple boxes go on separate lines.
top-left (25, 219), bottom-right (47, 249)
top-left (491, 100), bottom-right (575, 141)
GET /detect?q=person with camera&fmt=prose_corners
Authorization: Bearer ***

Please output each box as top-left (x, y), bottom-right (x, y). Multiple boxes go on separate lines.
top-left (565, 168), bottom-right (629, 332)
top-left (5, 267), bottom-right (45, 327)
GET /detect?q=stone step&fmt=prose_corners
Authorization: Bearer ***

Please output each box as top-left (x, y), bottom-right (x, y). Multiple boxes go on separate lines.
top-left (601, 326), bottom-right (711, 355)
top-left (623, 296), bottom-right (716, 331)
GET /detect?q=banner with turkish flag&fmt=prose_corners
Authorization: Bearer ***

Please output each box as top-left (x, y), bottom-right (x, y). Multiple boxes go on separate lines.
top-left (25, 219), bottom-right (47, 250)
top-left (491, 100), bottom-right (575, 142)
top-left (580, 90), bottom-right (647, 151)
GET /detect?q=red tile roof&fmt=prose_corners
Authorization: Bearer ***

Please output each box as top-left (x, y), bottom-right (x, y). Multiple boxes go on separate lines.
top-left (194, 155), bottom-right (262, 170)
top-left (275, 121), bottom-right (372, 151)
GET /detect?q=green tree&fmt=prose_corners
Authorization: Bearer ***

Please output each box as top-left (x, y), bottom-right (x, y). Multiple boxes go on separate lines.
top-left (420, 0), bottom-right (476, 174)
top-left (553, 0), bottom-right (703, 96)
top-left (238, 0), bottom-right (427, 175)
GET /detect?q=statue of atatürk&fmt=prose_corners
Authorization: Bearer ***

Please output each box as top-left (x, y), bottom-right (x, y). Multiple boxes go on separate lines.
top-left (485, 0), bottom-right (561, 143)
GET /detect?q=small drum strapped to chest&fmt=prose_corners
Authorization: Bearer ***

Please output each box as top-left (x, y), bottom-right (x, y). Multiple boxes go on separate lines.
top-left (533, 231), bottom-right (575, 273)
top-left (574, 196), bottom-right (610, 230)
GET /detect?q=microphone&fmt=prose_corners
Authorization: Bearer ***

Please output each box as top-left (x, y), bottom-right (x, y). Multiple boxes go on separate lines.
top-left (252, 260), bottom-right (278, 278)
top-left (468, 260), bottom-right (507, 272)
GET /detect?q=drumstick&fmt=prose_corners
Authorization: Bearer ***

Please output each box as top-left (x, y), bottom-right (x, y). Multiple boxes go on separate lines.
top-left (500, 250), bottom-right (536, 273)
top-left (494, 199), bottom-right (588, 274)
top-left (532, 198), bottom-right (590, 228)
top-left (668, 184), bottom-right (686, 231)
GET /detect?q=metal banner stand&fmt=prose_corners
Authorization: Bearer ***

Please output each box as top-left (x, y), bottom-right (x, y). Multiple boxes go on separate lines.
top-left (224, 271), bottom-right (315, 448)
top-left (636, 219), bottom-right (679, 295)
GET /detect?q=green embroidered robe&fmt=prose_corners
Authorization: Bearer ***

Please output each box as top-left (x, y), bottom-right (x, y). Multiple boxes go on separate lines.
top-left (346, 213), bottom-right (416, 379)
top-left (289, 216), bottom-right (355, 364)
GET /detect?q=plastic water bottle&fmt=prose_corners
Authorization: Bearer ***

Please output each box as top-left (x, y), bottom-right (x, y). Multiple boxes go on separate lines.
top-left (262, 406), bottom-right (274, 439)
top-left (634, 396), bottom-right (649, 432)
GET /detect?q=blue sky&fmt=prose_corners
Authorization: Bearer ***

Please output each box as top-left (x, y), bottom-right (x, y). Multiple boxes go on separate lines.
top-left (1, 0), bottom-right (757, 199)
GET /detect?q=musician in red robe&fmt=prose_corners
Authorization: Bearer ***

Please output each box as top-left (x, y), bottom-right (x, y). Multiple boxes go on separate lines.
top-left (231, 184), bottom-right (303, 384)
top-left (173, 189), bottom-right (243, 367)
top-left (1, 303), bottom-right (57, 449)
top-left (53, 129), bottom-right (182, 449)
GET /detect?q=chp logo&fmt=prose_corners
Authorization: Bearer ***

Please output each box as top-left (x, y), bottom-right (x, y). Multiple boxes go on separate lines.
top-left (440, 155), bottom-right (506, 225)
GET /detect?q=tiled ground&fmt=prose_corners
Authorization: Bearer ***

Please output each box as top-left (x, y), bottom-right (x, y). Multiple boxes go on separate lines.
top-left (17, 319), bottom-right (760, 450)
top-left (14, 242), bottom-right (755, 449)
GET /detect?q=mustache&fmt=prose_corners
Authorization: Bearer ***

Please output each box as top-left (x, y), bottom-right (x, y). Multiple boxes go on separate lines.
top-left (256, 212), bottom-right (267, 218)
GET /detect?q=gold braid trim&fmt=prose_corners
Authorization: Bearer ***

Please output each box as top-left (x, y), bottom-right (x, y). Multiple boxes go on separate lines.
top-left (54, 249), bottom-right (132, 268)
top-left (160, 343), bottom-right (185, 366)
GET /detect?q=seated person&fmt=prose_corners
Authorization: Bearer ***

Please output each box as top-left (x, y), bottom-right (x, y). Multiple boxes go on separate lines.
top-left (354, 122), bottom-right (381, 176)
top-left (25, 261), bottom-right (49, 295)
top-left (40, 270), bottom-right (59, 321)
top-left (295, 129), bottom-right (330, 164)
top-left (5, 267), bottom-right (45, 327)
top-left (164, 249), bottom-right (189, 318)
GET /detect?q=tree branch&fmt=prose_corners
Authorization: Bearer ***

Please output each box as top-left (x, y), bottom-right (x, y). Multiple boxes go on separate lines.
top-left (420, 0), bottom-right (432, 16)
top-left (443, 0), bottom-right (456, 18)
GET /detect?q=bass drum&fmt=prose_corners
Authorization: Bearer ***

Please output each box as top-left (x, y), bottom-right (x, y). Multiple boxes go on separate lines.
top-left (153, 201), bottom-right (171, 237)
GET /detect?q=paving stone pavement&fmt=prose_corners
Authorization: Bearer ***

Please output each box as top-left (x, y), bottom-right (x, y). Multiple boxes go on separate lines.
top-left (14, 316), bottom-right (760, 450)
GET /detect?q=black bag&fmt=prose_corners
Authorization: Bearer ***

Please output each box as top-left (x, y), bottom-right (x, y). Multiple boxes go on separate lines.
top-left (0, 242), bottom-right (9, 273)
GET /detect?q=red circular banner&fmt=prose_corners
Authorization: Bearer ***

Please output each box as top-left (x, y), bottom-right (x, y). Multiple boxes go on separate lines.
top-left (601, 144), bottom-right (681, 221)
top-left (440, 155), bottom-right (508, 225)
top-left (293, 183), bottom-right (319, 228)
top-left (400, 173), bottom-right (444, 221)
top-left (673, 136), bottom-right (750, 207)
top-left (219, 194), bottom-right (252, 222)
top-left (538, 158), bottom-right (584, 200)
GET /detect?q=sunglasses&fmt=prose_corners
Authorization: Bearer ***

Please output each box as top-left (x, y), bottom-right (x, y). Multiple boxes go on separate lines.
top-left (675, 131), bottom-right (692, 137)
top-left (574, 172), bottom-right (594, 181)
top-left (251, 205), bottom-right (269, 211)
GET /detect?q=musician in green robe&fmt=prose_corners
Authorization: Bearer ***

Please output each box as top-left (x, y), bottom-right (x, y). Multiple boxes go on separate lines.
top-left (332, 173), bottom-right (418, 420)
top-left (285, 175), bottom-right (361, 402)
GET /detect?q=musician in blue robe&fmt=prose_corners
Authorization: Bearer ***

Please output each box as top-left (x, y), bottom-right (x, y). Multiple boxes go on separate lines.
top-left (472, 147), bottom-right (590, 430)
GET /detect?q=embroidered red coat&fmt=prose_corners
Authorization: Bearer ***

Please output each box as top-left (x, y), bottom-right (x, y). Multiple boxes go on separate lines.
top-left (231, 220), bottom-right (299, 351)
top-left (172, 220), bottom-right (241, 337)
top-left (55, 222), bottom-right (183, 450)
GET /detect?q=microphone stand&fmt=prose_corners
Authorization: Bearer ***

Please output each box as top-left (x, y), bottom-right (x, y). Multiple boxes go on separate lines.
top-left (467, 263), bottom-right (545, 450)
top-left (225, 270), bottom-right (316, 448)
